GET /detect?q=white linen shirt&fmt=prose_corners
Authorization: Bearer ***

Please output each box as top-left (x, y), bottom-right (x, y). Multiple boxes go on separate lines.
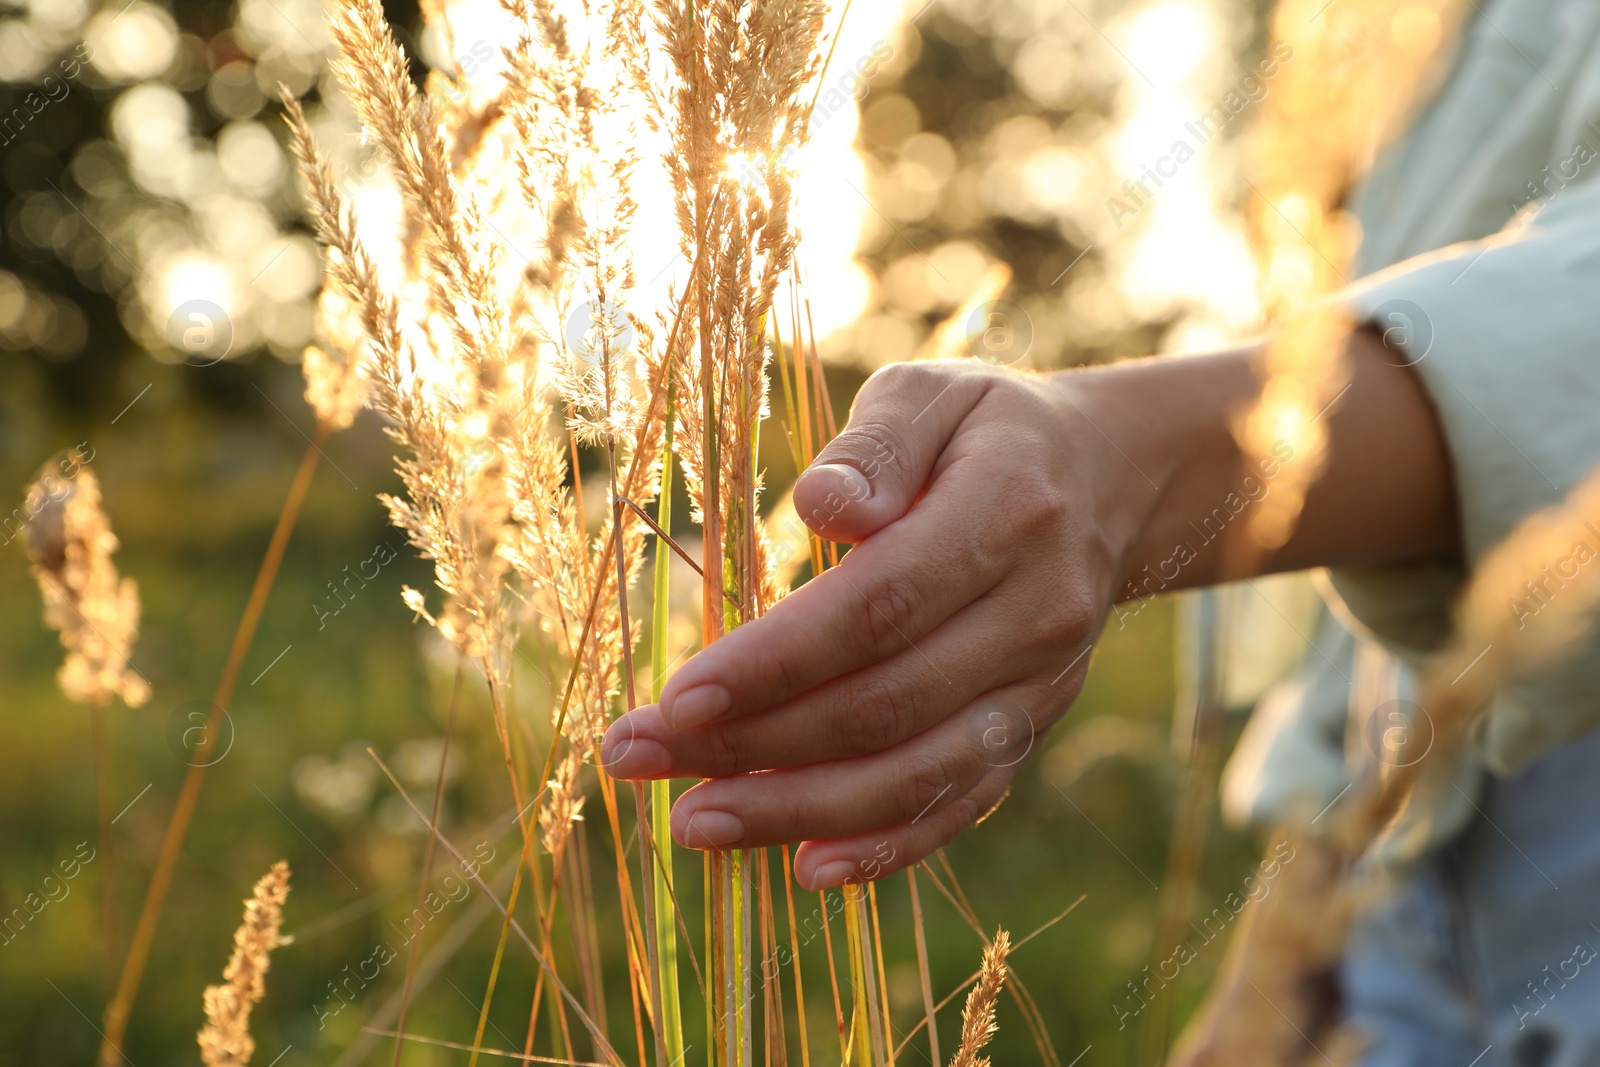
top-left (1221, 0), bottom-right (1600, 850)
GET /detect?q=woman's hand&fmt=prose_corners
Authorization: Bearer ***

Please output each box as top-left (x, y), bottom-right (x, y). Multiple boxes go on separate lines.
top-left (600, 358), bottom-right (1166, 891)
top-left (599, 333), bottom-right (1456, 893)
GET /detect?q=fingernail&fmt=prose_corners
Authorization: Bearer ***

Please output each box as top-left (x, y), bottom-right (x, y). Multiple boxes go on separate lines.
top-left (667, 684), bottom-right (731, 732)
top-left (808, 860), bottom-right (858, 890)
top-left (602, 736), bottom-right (670, 779)
top-left (678, 809), bottom-right (746, 849)
top-left (804, 462), bottom-right (872, 503)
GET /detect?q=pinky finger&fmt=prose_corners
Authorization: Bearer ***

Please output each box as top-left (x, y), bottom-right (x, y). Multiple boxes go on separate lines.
top-left (790, 772), bottom-right (1012, 892)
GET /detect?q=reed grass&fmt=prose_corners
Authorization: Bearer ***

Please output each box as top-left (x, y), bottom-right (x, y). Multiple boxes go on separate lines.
top-left (7, 2), bottom-right (1091, 1062)
top-left (280, 1), bottom-right (1056, 1061)
top-left (28, 3), bottom-right (1599, 1065)
top-left (22, 456), bottom-right (150, 712)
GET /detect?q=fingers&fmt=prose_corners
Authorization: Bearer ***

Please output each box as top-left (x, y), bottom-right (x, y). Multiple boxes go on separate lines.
top-left (664, 686), bottom-right (1040, 854)
top-left (790, 774), bottom-right (1013, 891)
top-left (793, 361), bottom-right (994, 544)
top-left (603, 589), bottom-right (1044, 778)
top-left (655, 463), bottom-right (1008, 732)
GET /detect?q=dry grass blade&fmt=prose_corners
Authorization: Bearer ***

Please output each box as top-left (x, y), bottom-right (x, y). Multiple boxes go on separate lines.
top-left (922, 855), bottom-right (1061, 1067)
top-left (99, 427), bottom-right (327, 1067)
top-left (781, 846), bottom-right (813, 1067)
top-left (362, 1028), bottom-right (609, 1065)
top-left (391, 664), bottom-right (464, 1067)
top-left (367, 748), bottom-right (625, 1066)
top-left (198, 861), bottom-right (292, 1067)
top-left (331, 864), bottom-right (511, 1067)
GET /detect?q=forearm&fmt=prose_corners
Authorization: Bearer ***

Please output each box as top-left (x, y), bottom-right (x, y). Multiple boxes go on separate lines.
top-left (1053, 328), bottom-right (1461, 600)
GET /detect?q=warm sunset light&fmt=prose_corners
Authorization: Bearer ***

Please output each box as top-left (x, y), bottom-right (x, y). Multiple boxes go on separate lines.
top-left (16, 2), bottom-right (1593, 1066)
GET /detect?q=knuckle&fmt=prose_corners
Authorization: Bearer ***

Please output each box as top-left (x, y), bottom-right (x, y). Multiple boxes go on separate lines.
top-left (841, 674), bottom-right (916, 755)
top-left (1051, 583), bottom-right (1099, 644)
top-left (856, 423), bottom-right (906, 483)
top-left (898, 752), bottom-right (957, 821)
top-left (994, 466), bottom-right (1067, 537)
top-left (700, 724), bottom-right (747, 777)
top-left (749, 640), bottom-right (804, 704)
top-left (860, 573), bottom-right (921, 654)
top-left (827, 419), bottom-right (907, 486)
top-left (1020, 574), bottom-right (1097, 651)
top-left (944, 792), bottom-right (983, 834)
top-left (861, 359), bottom-right (935, 398)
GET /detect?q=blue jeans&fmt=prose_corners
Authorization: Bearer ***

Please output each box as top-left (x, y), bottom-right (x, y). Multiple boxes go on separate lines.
top-left (1343, 728), bottom-right (1600, 1067)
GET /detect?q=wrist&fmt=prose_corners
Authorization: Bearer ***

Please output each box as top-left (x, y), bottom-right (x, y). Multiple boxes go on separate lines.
top-left (1046, 346), bottom-right (1263, 602)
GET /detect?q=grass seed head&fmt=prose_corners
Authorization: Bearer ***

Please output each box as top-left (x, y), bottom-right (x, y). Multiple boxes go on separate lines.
top-left (198, 860), bottom-right (292, 1067)
top-left (22, 456), bottom-right (149, 709)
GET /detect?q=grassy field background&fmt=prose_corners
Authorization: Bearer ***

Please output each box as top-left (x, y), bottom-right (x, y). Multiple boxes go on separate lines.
top-left (0, 0), bottom-right (1276, 1061)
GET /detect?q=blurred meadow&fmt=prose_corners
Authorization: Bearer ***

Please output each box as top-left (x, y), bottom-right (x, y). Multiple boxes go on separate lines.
top-left (0, 0), bottom-right (1294, 1063)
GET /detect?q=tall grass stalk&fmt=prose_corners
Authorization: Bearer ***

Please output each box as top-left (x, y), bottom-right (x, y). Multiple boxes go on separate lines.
top-left (780, 847), bottom-right (812, 1067)
top-left (390, 663), bottom-right (464, 1067)
top-left (818, 881), bottom-right (849, 1061)
top-left (868, 883), bottom-right (897, 1066)
top-left (756, 849), bottom-right (784, 1062)
top-left (607, 435), bottom-right (669, 1067)
top-left (90, 699), bottom-right (114, 994)
top-left (650, 379), bottom-right (685, 1064)
top-left (331, 868), bottom-right (510, 1067)
top-left (1138, 599), bottom-right (1232, 1066)
top-left (369, 750), bottom-right (621, 1063)
top-left (100, 427), bottom-right (327, 1067)
top-left (908, 869), bottom-right (942, 1067)
top-left (467, 670), bottom-right (551, 1067)
top-left (842, 891), bottom-right (876, 1066)
top-left (893, 894), bottom-right (1083, 1061)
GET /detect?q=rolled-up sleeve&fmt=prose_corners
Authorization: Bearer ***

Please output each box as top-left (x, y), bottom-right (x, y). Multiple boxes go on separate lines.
top-left (1329, 180), bottom-right (1600, 775)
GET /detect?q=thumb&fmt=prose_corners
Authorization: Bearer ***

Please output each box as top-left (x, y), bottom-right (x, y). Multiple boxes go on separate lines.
top-left (793, 363), bottom-right (988, 543)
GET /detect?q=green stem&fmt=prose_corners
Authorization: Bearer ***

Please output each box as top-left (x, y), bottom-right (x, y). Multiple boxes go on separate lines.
top-left (843, 891), bottom-right (874, 1067)
top-left (651, 380), bottom-right (685, 1064)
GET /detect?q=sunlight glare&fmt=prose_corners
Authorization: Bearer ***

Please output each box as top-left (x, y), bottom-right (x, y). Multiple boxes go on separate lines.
top-left (1105, 0), bottom-right (1262, 343)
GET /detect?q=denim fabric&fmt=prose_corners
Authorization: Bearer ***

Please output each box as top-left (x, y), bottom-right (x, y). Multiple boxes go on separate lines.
top-left (1344, 728), bottom-right (1600, 1067)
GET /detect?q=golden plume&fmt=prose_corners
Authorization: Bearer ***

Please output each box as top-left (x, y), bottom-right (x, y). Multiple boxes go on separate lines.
top-left (22, 454), bottom-right (149, 709)
top-left (950, 928), bottom-right (1012, 1067)
top-left (198, 861), bottom-right (292, 1067)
